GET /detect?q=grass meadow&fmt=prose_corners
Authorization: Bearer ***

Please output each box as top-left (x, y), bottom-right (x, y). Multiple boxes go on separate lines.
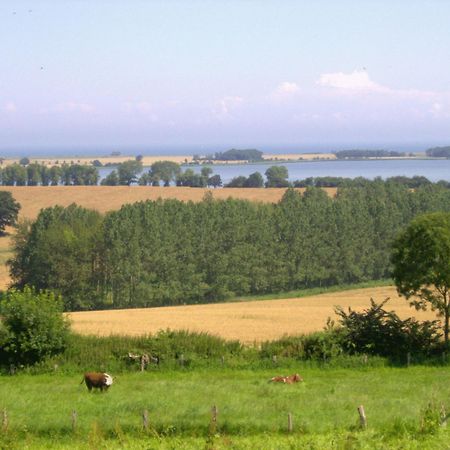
top-left (1, 367), bottom-right (450, 449)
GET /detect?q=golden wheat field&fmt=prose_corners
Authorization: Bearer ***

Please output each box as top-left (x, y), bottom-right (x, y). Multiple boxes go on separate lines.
top-left (0, 186), bottom-right (336, 220)
top-left (67, 286), bottom-right (437, 343)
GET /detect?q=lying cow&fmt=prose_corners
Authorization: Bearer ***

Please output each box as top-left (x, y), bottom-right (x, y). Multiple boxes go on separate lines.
top-left (81, 372), bottom-right (113, 392)
top-left (270, 373), bottom-right (303, 384)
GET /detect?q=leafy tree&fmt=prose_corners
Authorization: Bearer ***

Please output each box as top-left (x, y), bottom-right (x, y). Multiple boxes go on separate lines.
top-left (19, 157), bottom-right (30, 166)
top-left (0, 287), bottom-right (70, 366)
top-left (26, 163), bottom-right (42, 186)
top-left (49, 166), bottom-right (62, 185)
top-left (245, 172), bottom-right (264, 188)
top-left (135, 154), bottom-right (144, 162)
top-left (208, 174), bottom-right (222, 188)
top-left (118, 160), bottom-right (143, 185)
top-left (265, 165), bottom-right (290, 187)
top-left (9, 205), bottom-right (104, 310)
top-left (225, 176), bottom-right (247, 188)
top-left (392, 212), bottom-right (450, 346)
top-left (0, 191), bottom-right (20, 235)
top-left (150, 161), bottom-right (180, 186)
top-left (91, 159), bottom-right (103, 167)
top-left (101, 170), bottom-right (120, 186)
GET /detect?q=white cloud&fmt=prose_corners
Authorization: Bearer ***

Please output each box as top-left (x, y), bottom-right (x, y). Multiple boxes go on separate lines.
top-left (3, 101), bottom-right (17, 113)
top-left (274, 81), bottom-right (300, 95)
top-left (213, 96), bottom-right (243, 118)
top-left (317, 70), bottom-right (385, 92)
top-left (270, 82), bottom-right (300, 102)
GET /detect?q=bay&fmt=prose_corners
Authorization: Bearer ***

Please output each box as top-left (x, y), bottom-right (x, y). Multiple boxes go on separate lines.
top-left (99, 158), bottom-right (450, 184)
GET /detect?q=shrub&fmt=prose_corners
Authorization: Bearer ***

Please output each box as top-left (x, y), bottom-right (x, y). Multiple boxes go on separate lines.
top-left (0, 288), bottom-right (70, 366)
top-left (335, 298), bottom-right (441, 360)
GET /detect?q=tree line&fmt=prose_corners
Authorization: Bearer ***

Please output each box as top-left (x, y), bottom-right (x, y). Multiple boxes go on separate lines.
top-left (8, 179), bottom-right (450, 311)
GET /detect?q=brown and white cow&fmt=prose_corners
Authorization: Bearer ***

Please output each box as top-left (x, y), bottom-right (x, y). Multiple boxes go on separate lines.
top-left (270, 373), bottom-right (303, 384)
top-left (81, 372), bottom-right (113, 392)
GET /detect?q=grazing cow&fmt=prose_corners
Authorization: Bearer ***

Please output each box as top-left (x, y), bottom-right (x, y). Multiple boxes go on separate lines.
top-left (270, 373), bottom-right (303, 384)
top-left (81, 372), bottom-right (113, 392)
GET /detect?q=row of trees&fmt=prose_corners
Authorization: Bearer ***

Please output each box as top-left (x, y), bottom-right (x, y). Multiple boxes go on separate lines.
top-left (101, 161), bottom-right (223, 187)
top-left (0, 163), bottom-right (99, 186)
top-left (9, 180), bottom-right (450, 311)
top-left (334, 150), bottom-right (407, 159)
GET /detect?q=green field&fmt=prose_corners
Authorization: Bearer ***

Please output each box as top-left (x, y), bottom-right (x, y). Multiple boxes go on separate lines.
top-left (1, 366), bottom-right (450, 449)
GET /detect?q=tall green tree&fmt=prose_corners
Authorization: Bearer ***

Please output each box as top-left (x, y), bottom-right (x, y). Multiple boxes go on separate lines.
top-left (0, 191), bottom-right (20, 235)
top-left (150, 161), bottom-right (181, 186)
top-left (391, 212), bottom-right (450, 346)
top-left (265, 166), bottom-right (290, 187)
top-left (118, 160), bottom-right (143, 185)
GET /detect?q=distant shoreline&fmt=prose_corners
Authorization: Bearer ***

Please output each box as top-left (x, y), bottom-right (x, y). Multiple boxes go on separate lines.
top-left (1, 152), bottom-right (446, 168)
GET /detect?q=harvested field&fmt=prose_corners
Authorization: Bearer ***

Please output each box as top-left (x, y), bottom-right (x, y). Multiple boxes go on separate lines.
top-left (68, 286), bottom-right (437, 343)
top-left (0, 186), bottom-right (336, 220)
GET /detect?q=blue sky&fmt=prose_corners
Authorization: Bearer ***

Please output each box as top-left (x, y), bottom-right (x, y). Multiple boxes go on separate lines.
top-left (1, 1), bottom-right (450, 153)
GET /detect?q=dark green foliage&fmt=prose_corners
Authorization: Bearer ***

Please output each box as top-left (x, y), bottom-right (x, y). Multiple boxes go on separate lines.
top-left (214, 149), bottom-right (263, 161)
top-left (335, 150), bottom-right (406, 158)
top-left (391, 212), bottom-right (450, 345)
top-left (265, 165), bottom-right (290, 187)
top-left (0, 191), bottom-right (20, 234)
top-left (0, 287), bottom-right (70, 366)
top-left (19, 157), bottom-right (30, 166)
top-left (9, 181), bottom-right (450, 310)
top-left (117, 160), bottom-right (143, 185)
top-left (101, 170), bottom-right (119, 185)
top-left (426, 146), bottom-right (450, 158)
top-left (335, 298), bottom-right (441, 359)
top-left (207, 174), bottom-right (222, 188)
top-left (225, 172), bottom-right (264, 188)
top-left (149, 160), bottom-right (181, 186)
top-left (9, 204), bottom-right (104, 311)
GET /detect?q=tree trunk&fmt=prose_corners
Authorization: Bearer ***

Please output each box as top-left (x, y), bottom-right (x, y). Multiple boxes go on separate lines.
top-left (445, 302), bottom-right (449, 349)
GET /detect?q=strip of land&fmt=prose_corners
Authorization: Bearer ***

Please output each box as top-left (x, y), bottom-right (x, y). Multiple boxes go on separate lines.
top-left (67, 286), bottom-right (437, 342)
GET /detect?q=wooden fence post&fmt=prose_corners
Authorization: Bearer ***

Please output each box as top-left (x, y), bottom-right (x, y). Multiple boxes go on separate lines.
top-left (210, 405), bottom-right (218, 434)
top-left (287, 413), bottom-right (293, 433)
top-left (406, 352), bottom-right (411, 367)
top-left (357, 405), bottom-right (367, 429)
top-left (180, 354), bottom-right (185, 367)
top-left (442, 352), bottom-right (447, 364)
top-left (272, 355), bottom-right (277, 365)
top-left (71, 410), bottom-right (77, 432)
top-left (2, 409), bottom-right (8, 432)
top-left (221, 356), bottom-right (225, 366)
top-left (142, 410), bottom-right (149, 431)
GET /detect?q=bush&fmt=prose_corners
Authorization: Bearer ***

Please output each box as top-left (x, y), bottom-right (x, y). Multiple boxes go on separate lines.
top-left (0, 288), bottom-right (70, 366)
top-left (335, 298), bottom-right (441, 360)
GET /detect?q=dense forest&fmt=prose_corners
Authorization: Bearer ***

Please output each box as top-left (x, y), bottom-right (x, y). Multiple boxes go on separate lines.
top-left (8, 180), bottom-right (450, 311)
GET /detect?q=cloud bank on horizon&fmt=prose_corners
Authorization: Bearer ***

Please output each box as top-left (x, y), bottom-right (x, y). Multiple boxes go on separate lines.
top-left (1, 1), bottom-right (449, 150)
